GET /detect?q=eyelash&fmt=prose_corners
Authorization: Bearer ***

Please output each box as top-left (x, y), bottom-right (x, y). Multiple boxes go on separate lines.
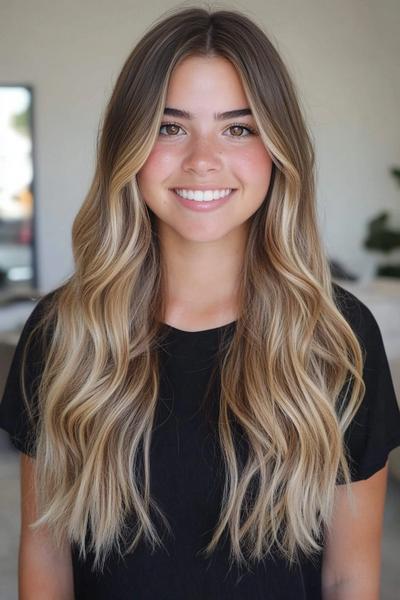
top-left (159, 121), bottom-right (257, 137)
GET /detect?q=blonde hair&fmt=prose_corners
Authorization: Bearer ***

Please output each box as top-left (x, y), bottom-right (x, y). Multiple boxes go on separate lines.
top-left (22, 3), bottom-right (365, 574)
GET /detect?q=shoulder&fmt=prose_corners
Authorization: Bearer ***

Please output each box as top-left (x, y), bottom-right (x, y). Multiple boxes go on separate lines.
top-left (21, 287), bottom-right (62, 339)
top-left (332, 282), bottom-right (400, 482)
top-left (332, 281), bottom-right (393, 395)
top-left (331, 281), bottom-right (383, 354)
top-left (28, 287), bottom-right (61, 323)
top-left (14, 287), bottom-right (63, 368)
top-left (332, 281), bottom-right (376, 328)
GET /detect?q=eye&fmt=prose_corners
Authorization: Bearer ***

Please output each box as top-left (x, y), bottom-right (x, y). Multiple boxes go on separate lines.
top-left (159, 122), bottom-right (184, 136)
top-left (160, 123), bottom-right (256, 138)
top-left (225, 123), bottom-right (257, 137)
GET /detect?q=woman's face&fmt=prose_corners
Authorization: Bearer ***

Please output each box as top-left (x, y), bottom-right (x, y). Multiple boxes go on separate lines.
top-left (137, 55), bottom-right (273, 244)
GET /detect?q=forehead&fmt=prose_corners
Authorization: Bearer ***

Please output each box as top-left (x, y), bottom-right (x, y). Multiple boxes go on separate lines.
top-left (165, 55), bottom-right (250, 114)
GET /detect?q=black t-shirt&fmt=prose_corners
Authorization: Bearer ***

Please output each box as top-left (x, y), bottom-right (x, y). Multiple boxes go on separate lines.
top-left (1, 282), bottom-right (400, 600)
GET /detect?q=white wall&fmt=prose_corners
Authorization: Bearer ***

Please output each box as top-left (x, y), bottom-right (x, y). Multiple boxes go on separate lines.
top-left (0, 0), bottom-right (399, 327)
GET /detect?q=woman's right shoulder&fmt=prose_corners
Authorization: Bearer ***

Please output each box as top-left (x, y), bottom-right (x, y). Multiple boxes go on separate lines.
top-left (24, 286), bottom-right (63, 329)
top-left (16, 286), bottom-right (65, 362)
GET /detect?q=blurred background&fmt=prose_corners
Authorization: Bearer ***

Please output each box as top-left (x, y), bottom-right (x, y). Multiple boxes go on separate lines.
top-left (0, 1), bottom-right (399, 598)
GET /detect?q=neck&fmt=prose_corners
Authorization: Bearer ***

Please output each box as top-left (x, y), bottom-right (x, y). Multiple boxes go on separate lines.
top-left (158, 222), bottom-right (247, 325)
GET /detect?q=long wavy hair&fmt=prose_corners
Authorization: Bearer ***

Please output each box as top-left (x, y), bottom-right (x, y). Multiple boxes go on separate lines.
top-left (22, 3), bottom-right (365, 574)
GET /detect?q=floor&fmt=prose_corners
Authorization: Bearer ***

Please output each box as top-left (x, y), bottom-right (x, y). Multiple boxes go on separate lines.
top-left (0, 440), bottom-right (399, 599)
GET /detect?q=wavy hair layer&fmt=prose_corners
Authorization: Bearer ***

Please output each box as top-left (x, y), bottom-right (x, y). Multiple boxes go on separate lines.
top-left (23, 3), bottom-right (365, 574)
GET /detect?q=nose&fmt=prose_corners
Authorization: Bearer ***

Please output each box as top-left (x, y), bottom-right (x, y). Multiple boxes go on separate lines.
top-left (181, 136), bottom-right (223, 175)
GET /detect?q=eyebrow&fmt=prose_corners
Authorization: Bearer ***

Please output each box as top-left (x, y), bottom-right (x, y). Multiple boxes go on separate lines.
top-left (163, 107), bottom-right (253, 120)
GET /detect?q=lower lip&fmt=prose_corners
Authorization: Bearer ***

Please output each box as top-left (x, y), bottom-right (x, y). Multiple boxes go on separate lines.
top-left (171, 189), bottom-right (236, 212)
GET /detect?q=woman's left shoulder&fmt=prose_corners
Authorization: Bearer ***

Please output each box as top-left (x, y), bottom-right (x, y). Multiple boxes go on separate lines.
top-left (331, 281), bottom-right (400, 482)
top-left (331, 281), bottom-right (383, 349)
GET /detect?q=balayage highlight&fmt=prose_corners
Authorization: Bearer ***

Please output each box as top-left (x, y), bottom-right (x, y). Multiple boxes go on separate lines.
top-left (21, 3), bottom-right (365, 575)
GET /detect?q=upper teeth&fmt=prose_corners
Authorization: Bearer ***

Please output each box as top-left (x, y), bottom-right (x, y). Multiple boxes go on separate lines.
top-left (174, 188), bottom-right (232, 201)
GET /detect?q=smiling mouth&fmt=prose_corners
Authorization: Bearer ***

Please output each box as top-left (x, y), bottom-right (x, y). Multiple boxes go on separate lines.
top-left (171, 188), bottom-right (236, 202)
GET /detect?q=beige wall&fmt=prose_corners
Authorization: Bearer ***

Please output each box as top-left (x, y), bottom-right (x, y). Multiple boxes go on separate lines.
top-left (1, 0), bottom-right (399, 300)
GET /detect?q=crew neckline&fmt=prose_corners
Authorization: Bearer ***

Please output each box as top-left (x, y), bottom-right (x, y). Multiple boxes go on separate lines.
top-left (161, 319), bottom-right (237, 335)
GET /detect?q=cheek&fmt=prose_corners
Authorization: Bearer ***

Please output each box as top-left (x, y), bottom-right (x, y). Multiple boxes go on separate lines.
top-left (231, 146), bottom-right (273, 188)
top-left (138, 145), bottom-right (179, 182)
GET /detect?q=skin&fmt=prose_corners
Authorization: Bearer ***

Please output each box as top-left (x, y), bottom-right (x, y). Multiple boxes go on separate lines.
top-left (136, 55), bottom-right (273, 330)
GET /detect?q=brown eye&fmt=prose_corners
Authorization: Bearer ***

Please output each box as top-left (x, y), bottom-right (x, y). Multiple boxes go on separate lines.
top-left (230, 125), bottom-right (244, 136)
top-left (159, 123), bottom-right (183, 136)
top-left (226, 124), bottom-right (256, 137)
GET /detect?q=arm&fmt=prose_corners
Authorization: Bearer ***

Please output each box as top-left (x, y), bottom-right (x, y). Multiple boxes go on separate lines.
top-left (321, 462), bottom-right (388, 599)
top-left (19, 453), bottom-right (74, 600)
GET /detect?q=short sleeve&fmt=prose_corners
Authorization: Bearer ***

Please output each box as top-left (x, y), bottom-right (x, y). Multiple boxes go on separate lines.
top-left (0, 293), bottom-right (55, 457)
top-left (334, 283), bottom-right (400, 481)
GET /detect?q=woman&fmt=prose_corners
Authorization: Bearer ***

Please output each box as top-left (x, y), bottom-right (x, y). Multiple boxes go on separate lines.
top-left (1, 5), bottom-right (400, 599)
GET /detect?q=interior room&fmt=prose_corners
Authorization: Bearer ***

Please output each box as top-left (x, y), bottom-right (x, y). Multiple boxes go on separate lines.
top-left (0, 1), bottom-right (399, 598)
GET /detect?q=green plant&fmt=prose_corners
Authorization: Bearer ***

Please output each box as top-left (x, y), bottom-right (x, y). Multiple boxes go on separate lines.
top-left (363, 167), bottom-right (400, 278)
